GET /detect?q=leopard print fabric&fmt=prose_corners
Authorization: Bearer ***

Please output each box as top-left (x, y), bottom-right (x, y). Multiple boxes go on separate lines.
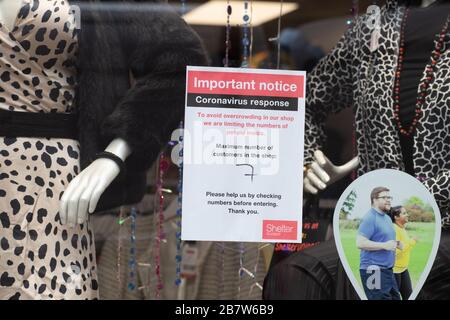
top-left (305, 1), bottom-right (450, 226)
top-left (0, 0), bottom-right (98, 299)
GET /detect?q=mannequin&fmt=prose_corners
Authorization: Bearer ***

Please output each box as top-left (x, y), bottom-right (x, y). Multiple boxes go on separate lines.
top-left (0, 0), bottom-right (100, 300)
top-left (304, 0), bottom-right (449, 214)
top-left (0, 0), bottom-right (132, 226)
top-left (0, 0), bottom-right (207, 300)
top-left (297, 0), bottom-right (450, 300)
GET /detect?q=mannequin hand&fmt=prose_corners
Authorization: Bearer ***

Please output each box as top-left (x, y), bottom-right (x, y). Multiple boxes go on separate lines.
top-left (60, 138), bottom-right (132, 226)
top-left (60, 158), bottom-right (120, 226)
top-left (304, 150), bottom-right (359, 194)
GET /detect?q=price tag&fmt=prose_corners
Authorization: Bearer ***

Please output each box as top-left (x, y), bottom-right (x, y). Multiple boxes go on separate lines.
top-left (180, 243), bottom-right (199, 279)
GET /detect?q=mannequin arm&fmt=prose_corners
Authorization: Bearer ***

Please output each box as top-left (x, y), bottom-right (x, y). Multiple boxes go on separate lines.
top-left (59, 7), bottom-right (207, 227)
top-left (304, 21), bottom-right (358, 165)
top-left (304, 150), bottom-right (359, 194)
top-left (303, 24), bottom-right (359, 194)
top-left (60, 138), bottom-right (132, 226)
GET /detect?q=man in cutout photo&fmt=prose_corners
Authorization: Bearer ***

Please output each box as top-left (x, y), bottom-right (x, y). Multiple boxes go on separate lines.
top-left (356, 187), bottom-right (402, 300)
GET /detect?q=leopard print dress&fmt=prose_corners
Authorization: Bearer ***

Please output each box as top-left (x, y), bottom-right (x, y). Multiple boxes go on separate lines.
top-left (0, 0), bottom-right (98, 299)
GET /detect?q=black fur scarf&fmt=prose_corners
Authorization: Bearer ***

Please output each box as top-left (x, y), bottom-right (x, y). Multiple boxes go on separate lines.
top-left (75, 2), bottom-right (208, 210)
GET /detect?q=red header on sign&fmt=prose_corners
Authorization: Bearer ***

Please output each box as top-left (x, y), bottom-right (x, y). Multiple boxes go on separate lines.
top-left (187, 70), bottom-right (304, 98)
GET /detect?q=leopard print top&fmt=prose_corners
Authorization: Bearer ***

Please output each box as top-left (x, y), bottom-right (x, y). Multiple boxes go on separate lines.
top-left (305, 1), bottom-right (450, 226)
top-left (0, 0), bottom-right (77, 113)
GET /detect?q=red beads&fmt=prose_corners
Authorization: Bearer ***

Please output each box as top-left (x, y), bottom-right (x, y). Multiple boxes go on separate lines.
top-left (392, 9), bottom-right (449, 137)
top-left (159, 158), bottom-right (170, 173)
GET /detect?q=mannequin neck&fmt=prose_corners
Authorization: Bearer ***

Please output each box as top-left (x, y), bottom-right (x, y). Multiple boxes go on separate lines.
top-left (0, 0), bottom-right (24, 31)
top-left (395, 0), bottom-right (450, 7)
top-left (421, 0), bottom-right (450, 6)
top-left (422, 0), bottom-right (436, 8)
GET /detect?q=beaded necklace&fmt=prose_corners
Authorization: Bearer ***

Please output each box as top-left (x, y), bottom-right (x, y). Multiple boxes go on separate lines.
top-left (393, 8), bottom-right (450, 136)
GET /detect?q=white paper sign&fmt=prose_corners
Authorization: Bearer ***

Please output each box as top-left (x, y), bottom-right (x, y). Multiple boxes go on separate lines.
top-left (181, 66), bottom-right (305, 243)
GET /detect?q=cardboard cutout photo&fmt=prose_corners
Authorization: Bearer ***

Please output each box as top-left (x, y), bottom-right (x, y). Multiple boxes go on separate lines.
top-left (333, 169), bottom-right (441, 300)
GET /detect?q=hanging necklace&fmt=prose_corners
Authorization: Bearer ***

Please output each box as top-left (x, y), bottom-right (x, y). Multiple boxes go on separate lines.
top-left (241, 0), bottom-right (250, 67)
top-left (224, 0), bottom-right (232, 67)
top-left (393, 8), bottom-right (450, 136)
